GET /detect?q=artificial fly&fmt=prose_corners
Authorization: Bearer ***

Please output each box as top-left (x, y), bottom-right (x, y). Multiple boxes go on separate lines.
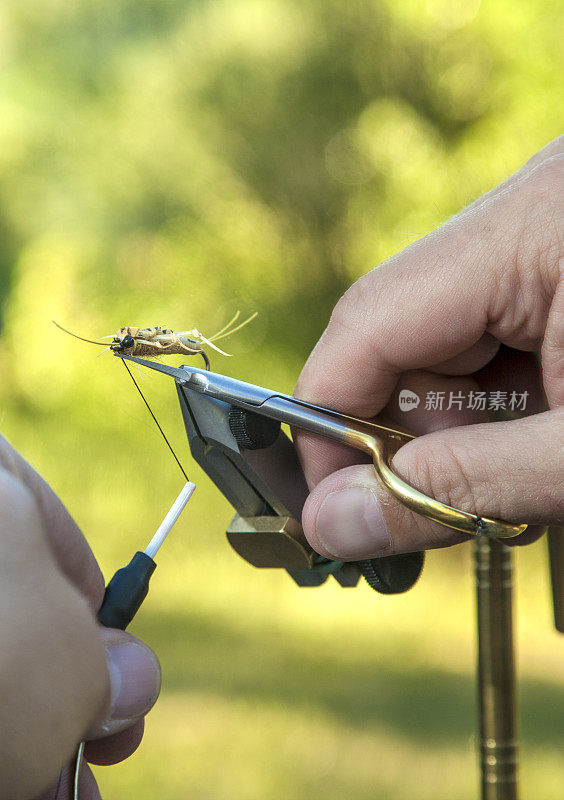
top-left (53, 311), bottom-right (257, 485)
top-left (53, 311), bottom-right (258, 371)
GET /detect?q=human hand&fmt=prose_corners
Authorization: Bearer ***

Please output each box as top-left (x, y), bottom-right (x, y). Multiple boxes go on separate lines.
top-left (0, 436), bottom-right (161, 800)
top-left (294, 137), bottom-right (564, 561)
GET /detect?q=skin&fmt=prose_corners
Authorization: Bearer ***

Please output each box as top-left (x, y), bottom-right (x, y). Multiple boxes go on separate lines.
top-left (294, 137), bottom-right (564, 561)
top-left (0, 436), bottom-right (159, 800)
top-left (2, 138), bottom-right (562, 799)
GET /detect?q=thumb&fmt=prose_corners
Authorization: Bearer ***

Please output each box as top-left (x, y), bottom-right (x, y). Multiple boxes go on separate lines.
top-left (85, 628), bottom-right (161, 740)
top-left (301, 409), bottom-right (563, 560)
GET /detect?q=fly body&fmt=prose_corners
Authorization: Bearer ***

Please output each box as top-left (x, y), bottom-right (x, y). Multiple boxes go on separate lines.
top-left (111, 326), bottom-right (209, 358)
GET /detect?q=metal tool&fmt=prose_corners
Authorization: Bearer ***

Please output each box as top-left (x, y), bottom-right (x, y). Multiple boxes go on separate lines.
top-left (476, 536), bottom-right (518, 800)
top-left (114, 354), bottom-right (560, 800)
top-left (117, 355), bottom-right (525, 594)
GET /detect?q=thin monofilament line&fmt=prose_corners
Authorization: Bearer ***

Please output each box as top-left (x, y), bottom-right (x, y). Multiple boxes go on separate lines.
top-left (73, 742), bottom-right (84, 800)
top-left (120, 357), bottom-right (190, 483)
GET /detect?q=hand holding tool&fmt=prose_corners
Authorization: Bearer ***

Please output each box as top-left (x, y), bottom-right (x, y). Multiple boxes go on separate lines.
top-left (72, 481), bottom-right (196, 799)
top-left (116, 355), bottom-right (527, 595)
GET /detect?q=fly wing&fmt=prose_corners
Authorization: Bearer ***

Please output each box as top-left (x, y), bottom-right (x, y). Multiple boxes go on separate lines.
top-left (175, 331), bottom-right (231, 357)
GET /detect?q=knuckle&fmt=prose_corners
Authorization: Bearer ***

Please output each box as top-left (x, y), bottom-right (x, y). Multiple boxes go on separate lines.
top-left (332, 278), bottom-right (370, 330)
top-left (541, 135), bottom-right (564, 158)
top-left (527, 136), bottom-right (564, 167)
top-left (525, 153), bottom-right (564, 202)
top-left (504, 154), bottom-right (564, 307)
top-left (330, 269), bottom-right (386, 338)
top-left (329, 286), bottom-right (361, 336)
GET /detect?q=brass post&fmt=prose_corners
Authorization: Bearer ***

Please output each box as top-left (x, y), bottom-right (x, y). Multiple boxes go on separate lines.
top-left (475, 535), bottom-right (518, 800)
top-left (547, 527), bottom-right (564, 633)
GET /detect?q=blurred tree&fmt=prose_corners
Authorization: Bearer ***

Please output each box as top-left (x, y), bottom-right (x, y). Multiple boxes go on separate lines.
top-left (0, 2), bottom-right (562, 799)
top-left (1, 0), bottom-right (561, 384)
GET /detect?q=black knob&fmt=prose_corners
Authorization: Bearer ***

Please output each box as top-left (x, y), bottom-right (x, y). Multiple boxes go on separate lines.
top-left (229, 406), bottom-right (281, 450)
top-left (356, 551), bottom-right (424, 594)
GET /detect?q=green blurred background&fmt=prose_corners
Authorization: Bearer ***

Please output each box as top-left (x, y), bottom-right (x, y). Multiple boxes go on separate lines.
top-left (0, 0), bottom-right (563, 797)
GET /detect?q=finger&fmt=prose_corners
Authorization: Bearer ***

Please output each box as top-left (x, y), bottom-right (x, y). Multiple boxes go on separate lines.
top-left (84, 628), bottom-right (161, 741)
top-left (73, 762), bottom-right (101, 800)
top-left (296, 371), bottom-right (489, 489)
top-left (0, 433), bottom-right (104, 612)
top-left (301, 409), bottom-right (563, 560)
top-left (426, 333), bottom-right (500, 375)
top-left (385, 351), bottom-right (546, 433)
top-left (295, 152), bottom-right (563, 498)
top-left (0, 440), bottom-right (161, 785)
top-left (385, 371), bottom-right (489, 432)
top-left (0, 471), bottom-right (108, 800)
top-left (41, 761), bottom-right (101, 800)
top-left (467, 134), bottom-right (564, 211)
top-left (85, 719), bottom-right (145, 766)
top-left (543, 273), bottom-right (564, 407)
top-left (295, 149), bottom-right (562, 420)
top-left (472, 345), bottom-right (547, 413)
top-left (33, 629), bottom-right (158, 791)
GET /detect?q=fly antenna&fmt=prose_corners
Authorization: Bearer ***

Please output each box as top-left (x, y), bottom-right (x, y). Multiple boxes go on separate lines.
top-left (210, 311), bottom-right (258, 343)
top-left (52, 320), bottom-right (109, 347)
top-left (208, 310), bottom-right (240, 340)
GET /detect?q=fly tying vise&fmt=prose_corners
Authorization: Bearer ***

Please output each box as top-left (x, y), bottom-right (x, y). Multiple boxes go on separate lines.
top-left (114, 356), bottom-right (529, 593)
top-left (52, 310), bottom-right (544, 800)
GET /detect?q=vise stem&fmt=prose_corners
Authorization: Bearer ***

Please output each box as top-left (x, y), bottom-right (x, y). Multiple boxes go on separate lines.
top-left (476, 536), bottom-right (518, 800)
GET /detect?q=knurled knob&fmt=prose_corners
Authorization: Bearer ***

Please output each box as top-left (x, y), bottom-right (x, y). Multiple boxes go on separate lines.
top-left (228, 406), bottom-right (281, 450)
top-left (355, 551), bottom-right (424, 594)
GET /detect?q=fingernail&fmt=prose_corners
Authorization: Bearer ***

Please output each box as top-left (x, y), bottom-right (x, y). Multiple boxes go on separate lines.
top-left (107, 642), bottom-right (161, 722)
top-left (315, 487), bottom-right (392, 559)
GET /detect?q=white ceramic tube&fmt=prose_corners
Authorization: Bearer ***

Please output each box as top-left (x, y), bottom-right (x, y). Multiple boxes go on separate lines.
top-left (144, 481), bottom-right (196, 559)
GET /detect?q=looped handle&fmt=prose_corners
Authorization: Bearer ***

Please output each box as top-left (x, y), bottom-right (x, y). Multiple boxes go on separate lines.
top-left (368, 437), bottom-right (527, 539)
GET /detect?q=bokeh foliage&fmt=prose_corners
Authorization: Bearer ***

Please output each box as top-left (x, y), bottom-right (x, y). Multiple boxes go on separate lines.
top-left (0, 0), bottom-right (562, 797)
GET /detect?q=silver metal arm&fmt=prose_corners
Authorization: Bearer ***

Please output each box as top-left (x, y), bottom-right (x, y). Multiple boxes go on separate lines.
top-left (119, 355), bottom-right (527, 540)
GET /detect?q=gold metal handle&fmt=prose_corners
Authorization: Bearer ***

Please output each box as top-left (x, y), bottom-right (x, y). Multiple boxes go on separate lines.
top-left (260, 396), bottom-right (528, 540)
top-left (342, 424), bottom-right (527, 539)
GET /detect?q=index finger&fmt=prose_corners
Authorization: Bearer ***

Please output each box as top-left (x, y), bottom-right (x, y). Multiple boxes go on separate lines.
top-left (296, 149), bottom-right (562, 421)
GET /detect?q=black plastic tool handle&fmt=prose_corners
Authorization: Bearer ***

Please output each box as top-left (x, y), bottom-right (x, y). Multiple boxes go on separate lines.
top-left (97, 552), bottom-right (156, 630)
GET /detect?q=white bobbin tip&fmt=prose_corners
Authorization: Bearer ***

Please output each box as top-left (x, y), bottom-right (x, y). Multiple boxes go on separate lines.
top-left (144, 481), bottom-right (196, 559)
